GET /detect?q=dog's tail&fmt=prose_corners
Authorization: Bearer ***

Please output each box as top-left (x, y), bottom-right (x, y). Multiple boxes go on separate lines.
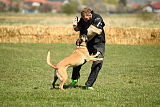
top-left (47, 50), bottom-right (58, 70)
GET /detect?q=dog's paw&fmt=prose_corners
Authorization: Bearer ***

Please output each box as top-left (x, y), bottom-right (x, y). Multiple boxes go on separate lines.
top-left (98, 58), bottom-right (103, 61)
top-left (96, 52), bottom-right (101, 56)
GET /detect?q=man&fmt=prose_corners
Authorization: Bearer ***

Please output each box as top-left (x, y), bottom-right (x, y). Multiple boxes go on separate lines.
top-left (70, 8), bottom-right (105, 90)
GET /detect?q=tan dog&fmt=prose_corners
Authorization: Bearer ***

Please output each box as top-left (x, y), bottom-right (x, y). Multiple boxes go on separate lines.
top-left (47, 34), bottom-right (103, 90)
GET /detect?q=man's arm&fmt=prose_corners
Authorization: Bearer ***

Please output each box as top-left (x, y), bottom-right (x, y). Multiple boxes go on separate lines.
top-left (87, 25), bottom-right (102, 36)
top-left (87, 17), bottom-right (104, 41)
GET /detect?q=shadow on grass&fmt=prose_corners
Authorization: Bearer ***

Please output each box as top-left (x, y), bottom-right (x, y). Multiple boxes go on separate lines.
top-left (49, 84), bottom-right (86, 90)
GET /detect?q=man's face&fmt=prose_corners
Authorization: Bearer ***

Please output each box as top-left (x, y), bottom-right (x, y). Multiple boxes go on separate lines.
top-left (82, 13), bottom-right (92, 22)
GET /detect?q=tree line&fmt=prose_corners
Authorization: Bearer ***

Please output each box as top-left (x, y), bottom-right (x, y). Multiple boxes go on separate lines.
top-left (0, 0), bottom-right (128, 14)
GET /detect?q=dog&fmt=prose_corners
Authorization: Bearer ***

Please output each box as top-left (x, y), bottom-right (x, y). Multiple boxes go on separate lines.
top-left (47, 34), bottom-right (103, 90)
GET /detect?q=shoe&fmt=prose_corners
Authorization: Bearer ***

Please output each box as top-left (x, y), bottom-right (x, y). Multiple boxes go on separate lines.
top-left (68, 80), bottom-right (78, 88)
top-left (85, 86), bottom-right (94, 90)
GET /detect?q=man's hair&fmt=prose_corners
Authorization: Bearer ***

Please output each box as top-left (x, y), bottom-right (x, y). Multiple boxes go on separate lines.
top-left (81, 8), bottom-right (92, 17)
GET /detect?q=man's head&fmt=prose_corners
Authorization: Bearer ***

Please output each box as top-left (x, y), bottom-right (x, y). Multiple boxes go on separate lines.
top-left (81, 8), bottom-right (92, 22)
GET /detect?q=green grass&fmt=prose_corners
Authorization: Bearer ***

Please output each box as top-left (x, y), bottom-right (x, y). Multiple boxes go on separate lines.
top-left (0, 43), bottom-right (160, 107)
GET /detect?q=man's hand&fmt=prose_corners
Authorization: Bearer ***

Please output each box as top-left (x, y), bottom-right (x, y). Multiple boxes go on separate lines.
top-left (73, 16), bottom-right (80, 31)
top-left (73, 16), bottom-right (78, 27)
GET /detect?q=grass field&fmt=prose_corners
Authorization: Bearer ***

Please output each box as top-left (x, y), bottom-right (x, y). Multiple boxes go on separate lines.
top-left (0, 43), bottom-right (160, 106)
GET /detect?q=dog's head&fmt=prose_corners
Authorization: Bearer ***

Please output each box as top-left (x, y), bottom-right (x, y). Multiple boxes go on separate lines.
top-left (76, 34), bottom-right (88, 46)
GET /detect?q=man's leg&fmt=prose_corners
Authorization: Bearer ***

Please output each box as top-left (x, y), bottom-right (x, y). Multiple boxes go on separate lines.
top-left (85, 45), bottom-right (105, 89)
top-left (68, 65), bottom-right (82, 88)
top-left (85, 60), bottom-right (103, 86)
top-left (72, 65), bottom-right (82, 80)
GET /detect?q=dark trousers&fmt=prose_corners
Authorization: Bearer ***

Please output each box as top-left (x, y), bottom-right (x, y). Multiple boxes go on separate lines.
top-left (71, 43), bottom-right (105, 87)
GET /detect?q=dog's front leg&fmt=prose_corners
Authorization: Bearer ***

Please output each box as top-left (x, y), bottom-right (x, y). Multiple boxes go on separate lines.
top-left (91, 52), bottom-right (101, 58)
top-left (86, 57), bottom-right (103, 61)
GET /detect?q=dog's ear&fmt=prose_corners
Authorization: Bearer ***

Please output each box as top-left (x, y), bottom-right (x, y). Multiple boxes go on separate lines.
top-left (83, 34), bottom-right (88, 42)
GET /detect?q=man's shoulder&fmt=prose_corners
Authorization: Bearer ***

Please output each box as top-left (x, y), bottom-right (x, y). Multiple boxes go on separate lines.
top-left (92, 12), bottom-right (102, 19)
top-left (92, 13), bottom-right (103, 22)
top-left (91, 12), bottom-right (105, 28)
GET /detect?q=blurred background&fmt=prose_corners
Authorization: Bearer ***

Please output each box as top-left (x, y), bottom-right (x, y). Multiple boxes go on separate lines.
top-left (0, 0), bottom-right (160, 44)
top-left (0, 0), bottom-right (160, 14)
top-left (0, 0), bottom-right (160, 27)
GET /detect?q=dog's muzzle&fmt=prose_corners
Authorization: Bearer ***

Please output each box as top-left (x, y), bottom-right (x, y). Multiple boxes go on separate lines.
top-left (76, 34), bottom-right (88, 46)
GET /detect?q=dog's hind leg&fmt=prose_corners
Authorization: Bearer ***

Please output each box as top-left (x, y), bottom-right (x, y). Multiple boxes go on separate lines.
top-left (58, 69), bottom-right (68, 90)
top-left (52, 70), bottom-right (58, 88)
top-left (59, 78), bottom-right (67, 90)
